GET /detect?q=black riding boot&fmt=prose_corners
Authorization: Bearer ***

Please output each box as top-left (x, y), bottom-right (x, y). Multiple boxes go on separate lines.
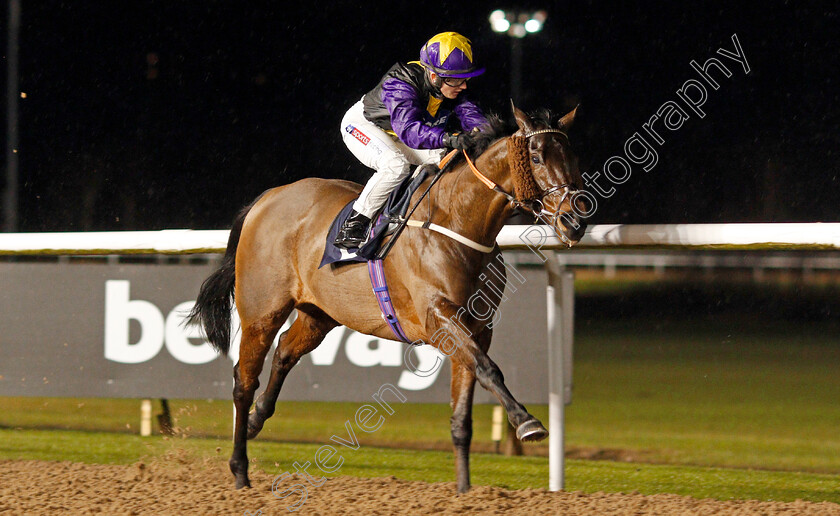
top-left (333, 211), bottom-right (371, 249)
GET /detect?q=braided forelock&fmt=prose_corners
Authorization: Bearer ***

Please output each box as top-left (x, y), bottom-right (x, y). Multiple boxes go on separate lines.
top-left (506, 136), bottom-right (541, 201)
top-left (530, 108), bottom-right (555, 129)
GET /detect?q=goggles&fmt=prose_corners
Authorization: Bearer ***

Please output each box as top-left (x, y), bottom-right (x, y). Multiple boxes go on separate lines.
top-left (442, 76), bottom-right (469, 87)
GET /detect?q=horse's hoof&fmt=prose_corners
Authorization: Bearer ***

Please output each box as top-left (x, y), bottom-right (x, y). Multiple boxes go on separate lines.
top-left (516, 419), bottom-right (548, 442)
top-left (246, 425), bottom-right (261, 440)
top-left (246, 415), bottom-right (264, 440)
top-left (230, 458), bottom-right (251, 489)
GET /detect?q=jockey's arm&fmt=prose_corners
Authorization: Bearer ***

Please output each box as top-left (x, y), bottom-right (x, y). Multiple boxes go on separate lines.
top-left (454, 99), bottom-right (490, 133)
top-left (381, 79), bottom-right (446, 150)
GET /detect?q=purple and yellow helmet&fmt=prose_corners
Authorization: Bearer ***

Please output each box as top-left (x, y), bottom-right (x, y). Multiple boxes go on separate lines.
top-left (419, 32), bottom-right (485, 78)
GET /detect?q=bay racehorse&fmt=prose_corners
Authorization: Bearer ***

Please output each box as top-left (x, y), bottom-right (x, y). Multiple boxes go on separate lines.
top-left (187, 104), bottom-right (587, 492)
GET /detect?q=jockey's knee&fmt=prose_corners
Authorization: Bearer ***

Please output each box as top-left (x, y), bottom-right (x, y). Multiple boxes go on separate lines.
top-left (421, 149), bottom-right (447, 166)
top-left (377, 155), bottom-right (412, 182)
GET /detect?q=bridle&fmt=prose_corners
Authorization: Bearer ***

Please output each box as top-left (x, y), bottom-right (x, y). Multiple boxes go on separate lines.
top-left (462, 127), bottom-right (580, 246)
top-left (520, 128), bottom-right (579, 232)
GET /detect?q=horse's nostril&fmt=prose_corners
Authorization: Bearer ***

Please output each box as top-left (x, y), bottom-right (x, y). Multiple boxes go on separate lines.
top-left (562, 215), bottom-right (588, 242)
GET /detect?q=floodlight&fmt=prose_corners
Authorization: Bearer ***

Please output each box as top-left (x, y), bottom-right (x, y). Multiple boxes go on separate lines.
top-left (525, 19), bottom-right (543, 33)
top-left (489, 10), bottom-right (510, 33)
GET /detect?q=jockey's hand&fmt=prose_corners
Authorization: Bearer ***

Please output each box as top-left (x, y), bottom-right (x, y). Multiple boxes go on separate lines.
top-left (443, 131), bottom-right (476, 150)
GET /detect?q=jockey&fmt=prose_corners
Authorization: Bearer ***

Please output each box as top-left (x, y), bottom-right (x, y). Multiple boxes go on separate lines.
top-left (335, 31), bottom-right (489, 249)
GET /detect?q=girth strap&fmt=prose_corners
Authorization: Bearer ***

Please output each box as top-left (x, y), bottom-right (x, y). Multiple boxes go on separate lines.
top-left (367, 259), bottom-right (411, 342)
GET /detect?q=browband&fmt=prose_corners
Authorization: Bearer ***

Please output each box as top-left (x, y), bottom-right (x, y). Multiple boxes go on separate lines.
top-left (523, 128), bottom-right (568, 139)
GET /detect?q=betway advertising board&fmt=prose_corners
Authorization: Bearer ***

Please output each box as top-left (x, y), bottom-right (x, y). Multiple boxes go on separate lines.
top-left (0, 258), bottom-right (550, 404)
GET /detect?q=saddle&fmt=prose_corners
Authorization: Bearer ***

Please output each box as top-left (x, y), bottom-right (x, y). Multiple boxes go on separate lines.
top-left (319, 165), bottom-right (435, 268)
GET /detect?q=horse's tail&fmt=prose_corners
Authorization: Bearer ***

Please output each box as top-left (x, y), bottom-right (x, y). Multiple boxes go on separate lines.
top-left (187, 197), bottom-right (261, 355)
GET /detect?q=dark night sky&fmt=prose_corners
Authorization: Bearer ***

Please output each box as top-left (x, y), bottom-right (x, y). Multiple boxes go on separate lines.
top-left (1, 1), bottom-right (838, 231)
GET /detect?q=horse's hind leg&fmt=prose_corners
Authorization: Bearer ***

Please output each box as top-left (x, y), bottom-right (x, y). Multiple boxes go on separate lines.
top-left (230, 303), bottom-right (294, 489)
top-left (247, 307), bottom-right (338, 440)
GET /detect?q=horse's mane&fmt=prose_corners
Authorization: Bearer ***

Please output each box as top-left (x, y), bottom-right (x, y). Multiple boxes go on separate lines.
top-left (442, 115), bottom-right (507, 171)
top-left (442, 110), bottom-right (561, 201)
top-left (445, 110), bottom-right (560, 170)
top-left (465, 115), bottom-right (509, 159)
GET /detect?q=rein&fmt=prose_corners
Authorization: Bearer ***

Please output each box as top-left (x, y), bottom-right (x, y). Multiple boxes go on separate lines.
top-left (462, 151), bottom-right (517, 205)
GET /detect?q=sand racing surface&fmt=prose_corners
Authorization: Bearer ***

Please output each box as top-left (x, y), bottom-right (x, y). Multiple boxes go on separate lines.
top-left (1, 454), bottom-right (839, 515)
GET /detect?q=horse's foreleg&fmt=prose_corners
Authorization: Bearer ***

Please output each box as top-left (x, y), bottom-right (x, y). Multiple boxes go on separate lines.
top-left (432, 298), bottom-right (548, 443)
top-left (449, 325), bottom-right (492, 494)
top-left (450, 359), bottom-right (476, 494)
top-left (247, 309), bottom-right (337, 440)
top-left (230, 326), bottom-right (276, 489)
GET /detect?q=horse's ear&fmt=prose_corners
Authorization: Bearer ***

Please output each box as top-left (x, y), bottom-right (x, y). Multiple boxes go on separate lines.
top-left (557, 105), bottom-right (579, 130)
top-left (510, 99), bottom-right (535, 133)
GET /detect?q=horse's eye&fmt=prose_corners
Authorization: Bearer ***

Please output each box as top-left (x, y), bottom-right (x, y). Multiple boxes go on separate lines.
top-left (531, 156), bottom-right (540, 164)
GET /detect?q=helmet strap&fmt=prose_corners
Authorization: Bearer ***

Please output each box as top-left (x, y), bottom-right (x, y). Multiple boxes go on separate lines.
top-left (428, 70), bottom-right (444, 90)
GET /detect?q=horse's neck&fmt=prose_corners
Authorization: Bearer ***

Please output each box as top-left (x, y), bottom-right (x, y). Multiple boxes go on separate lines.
top-left (427, 139), bottom-right (515, 247)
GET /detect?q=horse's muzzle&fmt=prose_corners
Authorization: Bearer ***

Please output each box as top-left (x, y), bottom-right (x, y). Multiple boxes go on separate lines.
top-left (554, 212), bottom-right (587, 247)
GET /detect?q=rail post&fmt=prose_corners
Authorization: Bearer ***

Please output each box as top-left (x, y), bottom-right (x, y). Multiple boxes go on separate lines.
top-left (545, 252), bottom-right (574, 491)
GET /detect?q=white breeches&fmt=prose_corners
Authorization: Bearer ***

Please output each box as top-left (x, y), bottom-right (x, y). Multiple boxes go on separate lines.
top-left (340, 98), bottom-right (444, 218)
